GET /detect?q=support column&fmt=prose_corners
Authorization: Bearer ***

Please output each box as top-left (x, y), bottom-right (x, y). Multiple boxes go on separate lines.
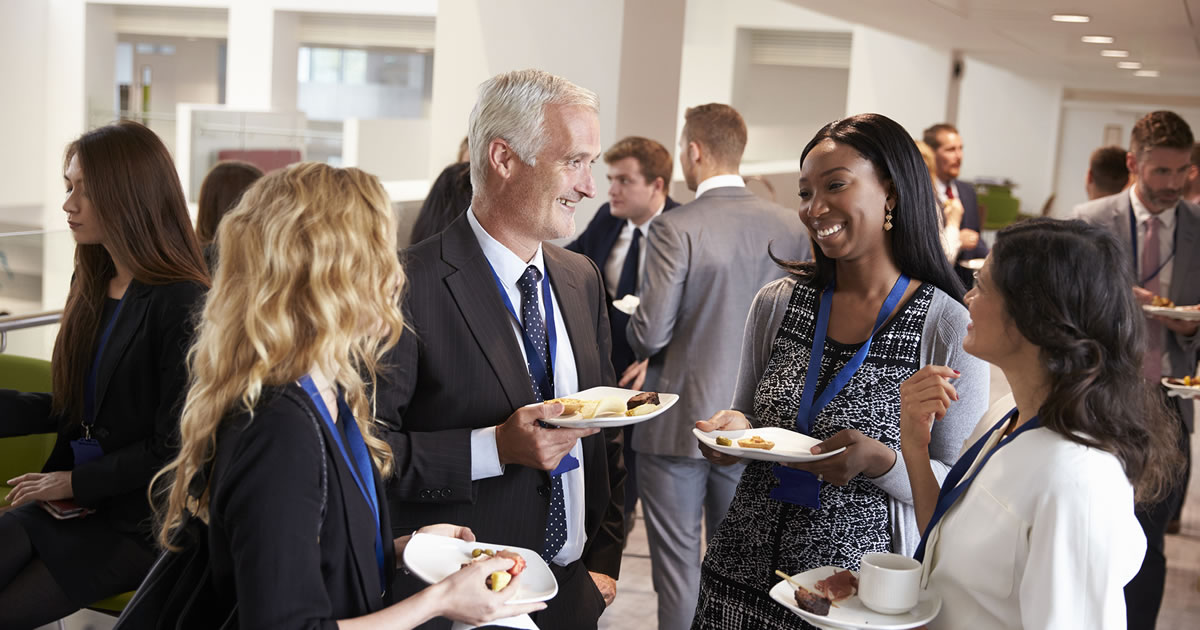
top-left (225, 4), bottom-right (298, 111)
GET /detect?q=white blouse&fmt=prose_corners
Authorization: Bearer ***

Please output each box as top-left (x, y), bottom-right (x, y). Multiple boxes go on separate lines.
top-left (923, 398), bottom-right (1146, 629)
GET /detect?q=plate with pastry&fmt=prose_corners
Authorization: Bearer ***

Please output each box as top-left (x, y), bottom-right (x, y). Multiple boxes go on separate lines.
top-left (402, 533), bottom-right (557, 604)
top-left (1143, 300), bottom-right (1200, 321)
top-left (692, 426), bottom-right (845, 463)
top-left (769, 566), bottom-right (941, 630)
top-left (540, 386), bottom-right (679, 428)
top-left (1163, 376), bottom-right (1200, 399)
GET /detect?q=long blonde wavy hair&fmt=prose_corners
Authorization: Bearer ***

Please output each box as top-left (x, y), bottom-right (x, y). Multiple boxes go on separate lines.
top-left (154, 162), bottom-right (405, 547)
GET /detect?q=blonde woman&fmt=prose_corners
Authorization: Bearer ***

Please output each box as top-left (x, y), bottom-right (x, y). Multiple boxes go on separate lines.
top-left (153, 163), bottom-right (545, 627)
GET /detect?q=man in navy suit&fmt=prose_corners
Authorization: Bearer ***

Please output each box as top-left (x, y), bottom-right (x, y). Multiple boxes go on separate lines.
top-left (567, 136), bottom-right (677, 531)
top-left (924, 123), bottom-right (987, 287)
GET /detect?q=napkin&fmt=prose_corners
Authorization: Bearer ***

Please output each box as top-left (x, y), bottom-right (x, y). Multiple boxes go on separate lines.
top-left (451, 613), bottom-right (539, 630)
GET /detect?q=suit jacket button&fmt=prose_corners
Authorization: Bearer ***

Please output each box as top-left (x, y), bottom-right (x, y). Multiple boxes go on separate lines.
top-left (440, 488), bottom-right (451, 498)
top-left (537, 485), bottom-right (549, 497)
top-left (419, 489), bottom-right (430, 499)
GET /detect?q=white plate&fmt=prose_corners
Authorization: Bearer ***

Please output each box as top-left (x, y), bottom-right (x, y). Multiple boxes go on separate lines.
top-left (612, 294), bottom-right (640, 315)
top-left (1143, 305), bottom-right (1200, 321)
top-left (769, 566), bottom-right (942, 630)
top-left (958, 258), bottom-right (985, 271)
top-left (540, 386), bottom-right (680, 428)
top-left (1162, 377), bottom-right (1200, 399)
top-left (692, 426), bottom-right (846, 463)
top-left (402, 533), bottom-right (557, 604)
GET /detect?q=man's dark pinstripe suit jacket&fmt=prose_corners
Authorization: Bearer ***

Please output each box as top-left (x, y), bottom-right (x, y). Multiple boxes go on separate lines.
top-left (378, 212), bottom-right (627, 626)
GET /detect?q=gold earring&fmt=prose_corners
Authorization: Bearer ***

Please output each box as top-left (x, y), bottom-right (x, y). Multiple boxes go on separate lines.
top-left (884, 205), bottom-right (894, 231)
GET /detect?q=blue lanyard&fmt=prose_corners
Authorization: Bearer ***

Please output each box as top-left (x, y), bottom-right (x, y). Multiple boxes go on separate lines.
top-left (794, 273), bottom-right (910, 432)
top-left (487, 262), bottom-right (557, 401)
top-left (914, 408), bottom-right (1041, 562)
top-left (1129, 206), bottom-right (1176, 286)
top-left (298, 375), bottom-right (386, 589)
top-left (83, 296), bottom-right (126, 435)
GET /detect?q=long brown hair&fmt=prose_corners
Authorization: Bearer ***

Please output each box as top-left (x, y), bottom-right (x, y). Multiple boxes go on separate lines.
top-left (195, 160), bottom-right (263, 245)
top-left (52, 121), bottom-right (210, 423)
top-left (989, 218), bottom-right (1184, 503)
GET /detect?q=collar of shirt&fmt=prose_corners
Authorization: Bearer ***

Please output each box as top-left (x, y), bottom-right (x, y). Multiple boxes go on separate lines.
top-left (1129, 185), bottom-right (1177, 230)
top-left (467, 206), bottom-right (547, 289)
top-left (626, 200), bottom-right (666, 232)
top-left (935, 177), bottom-right (954, 203)
top-left (695, 174), bottom-right (745, 198)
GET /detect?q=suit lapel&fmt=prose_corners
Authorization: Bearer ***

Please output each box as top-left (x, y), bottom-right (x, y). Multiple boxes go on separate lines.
top-left (544, 247), bottom-right (597, 389)
top-left (597, 219), bottom-right (624, 292)
top-left (440, 216), bottom-right (538, 409)
top-left (93, 281), bottom-right (151, 419)
top-left (1170, 204), bottom-right (1199, 304)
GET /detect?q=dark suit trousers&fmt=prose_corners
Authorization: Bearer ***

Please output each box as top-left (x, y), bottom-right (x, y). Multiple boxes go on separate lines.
top-left (1125, 392), bottom-right (1190, 630)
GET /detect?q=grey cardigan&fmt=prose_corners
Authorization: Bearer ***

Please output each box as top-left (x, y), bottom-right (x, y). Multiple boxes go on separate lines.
top-left (730, 277), bottom-right (989, 556)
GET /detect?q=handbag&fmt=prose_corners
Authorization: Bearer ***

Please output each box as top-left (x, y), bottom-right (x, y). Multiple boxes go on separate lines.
top-left (115, 390), bottom-right (329, 629)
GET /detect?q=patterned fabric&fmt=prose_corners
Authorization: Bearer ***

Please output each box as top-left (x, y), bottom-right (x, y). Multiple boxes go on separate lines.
top-left (517, 265), bottom-right (567, 562)
top-left (692, 283), bottom-right (933, 629)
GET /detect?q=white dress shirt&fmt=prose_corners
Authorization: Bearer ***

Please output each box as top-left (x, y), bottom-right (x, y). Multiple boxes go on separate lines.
top-left (694, 174), bottom-right (745, 199)
top-left (465, 207), bottom-right (587, 566)
top-left (603, 201), bottom-right (665, 299)
top-left (923, 397), bottom-right (1145, 630)
top-left (1131, 186), bottom-right (1177, 376)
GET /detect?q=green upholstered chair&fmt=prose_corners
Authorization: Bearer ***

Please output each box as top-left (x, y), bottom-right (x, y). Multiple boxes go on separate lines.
top-left (0, 354), bottom-right (56, 507)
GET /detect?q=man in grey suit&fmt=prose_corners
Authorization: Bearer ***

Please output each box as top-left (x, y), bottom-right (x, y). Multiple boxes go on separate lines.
top-left (627, 103), bottom-right (810, 630)
top-left (1074, 110), bottom-right (1199, 630)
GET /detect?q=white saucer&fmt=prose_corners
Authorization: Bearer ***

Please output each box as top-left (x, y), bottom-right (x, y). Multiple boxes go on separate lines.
top-left (769, 566), bottom-right (941, 630)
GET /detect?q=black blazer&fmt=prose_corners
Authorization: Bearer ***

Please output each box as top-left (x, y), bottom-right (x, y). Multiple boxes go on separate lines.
top-left (378, 214), bottom-right (626, 621)
top-left (954, 180), bottom-right (989, 261)
top-left (208, 385), bottom-right (396, 628)
top-left (566, 198), bottom-right (680, 372)
top-left (0, 279), bottom-right (204, 539)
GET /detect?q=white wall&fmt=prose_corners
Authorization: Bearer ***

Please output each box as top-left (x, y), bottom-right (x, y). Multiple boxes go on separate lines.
top-left (1052, 103), bottom-right (1200, 218)
top-left (956, 56), bottom-right (1063, 220)
top-left (845, 24), bottom-right (950, 136)
top-left (343, 118), bottom-right (431, 181)
top-left (0, 0), bottom-right (49, 213)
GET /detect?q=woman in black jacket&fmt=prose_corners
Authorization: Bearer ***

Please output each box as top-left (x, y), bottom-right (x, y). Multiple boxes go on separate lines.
top-left (0, 120), bottom-right (209, 628)
top-left (154, 162), bottom-right (545, 628)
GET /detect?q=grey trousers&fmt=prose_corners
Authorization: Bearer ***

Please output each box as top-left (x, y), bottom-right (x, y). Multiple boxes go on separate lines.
top-left (637, 453), bottom-right (745, 630)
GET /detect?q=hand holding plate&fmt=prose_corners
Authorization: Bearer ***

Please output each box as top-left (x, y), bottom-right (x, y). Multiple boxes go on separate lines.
top-left (696, 410), bottom-right (750, 465)
top-left (782, 429), bottom-right (896, 485)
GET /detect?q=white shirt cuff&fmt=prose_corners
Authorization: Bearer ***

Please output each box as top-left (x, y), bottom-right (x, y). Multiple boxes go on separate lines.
top-left (470, 426), bottom-right (505, 481)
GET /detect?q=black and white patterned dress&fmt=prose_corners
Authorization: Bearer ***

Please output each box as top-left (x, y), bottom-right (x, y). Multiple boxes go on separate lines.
top-left (692, 281), bottom-right (934, 630)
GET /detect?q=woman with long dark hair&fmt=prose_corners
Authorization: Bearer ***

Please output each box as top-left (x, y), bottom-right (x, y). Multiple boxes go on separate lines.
top-left (900, 218), bottom-right (1182, 628)
top-left (0, 120), bottom-right (209, 628)
top-left (690, 113), bottom-right (989, 629)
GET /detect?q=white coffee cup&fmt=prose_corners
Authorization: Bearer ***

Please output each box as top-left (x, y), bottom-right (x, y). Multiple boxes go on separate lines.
top-left (857, 552), bottom-right (922, 615)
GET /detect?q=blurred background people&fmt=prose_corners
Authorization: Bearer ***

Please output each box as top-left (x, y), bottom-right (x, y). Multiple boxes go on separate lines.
top-left (924, 123), bottom-right (987, 288)
top-left (692, 113), bottom-right (987, 629)
top-left (195, 160), bottom-right (263, 268)
top-left (916, 139), bottom-right (964, 263)
top-left (1075, 110), bottom-right (1198, 630)
top-left (1186, 143), bottom-right (1200, 205)
top-left (0, 121), bottom-right (208, 628)
top-left (1085, 145), bottom-right (1132, 201)
top-left (410, 161), bottom-right (473, 244)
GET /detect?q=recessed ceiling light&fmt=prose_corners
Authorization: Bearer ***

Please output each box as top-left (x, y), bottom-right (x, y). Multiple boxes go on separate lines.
top-left (1134, 70), bottom-right (1160, 77)
top-left (1052, 14), bottom-right (1090, 23)
top-left (1081, 35), bottom-right (1114, 44)
top-left (1101, 50), bottom-right (1130, 58)
top-left (1117, 61), bottom-right (1142, 70)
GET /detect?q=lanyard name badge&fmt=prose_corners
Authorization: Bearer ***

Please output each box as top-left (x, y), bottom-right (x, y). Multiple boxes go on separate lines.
top-left (914, 408), bottom-right (1040, 562)
top-left (72, 297), bottom-right (127, 468)
top-left (299, 375), bottom-right (388, 589)
top-left (487, 262), bottom-right (579, 476)
top-left (771, 274), bottom-right (910, 508)
top-left (1128, 207), bottom-right (1176, 286)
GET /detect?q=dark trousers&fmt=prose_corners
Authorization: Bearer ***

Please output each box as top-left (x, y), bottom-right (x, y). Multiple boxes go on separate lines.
top-left (1124, 395), bottom-right (1190, 630)
top-left (623, 424), bottom-right (639, 515)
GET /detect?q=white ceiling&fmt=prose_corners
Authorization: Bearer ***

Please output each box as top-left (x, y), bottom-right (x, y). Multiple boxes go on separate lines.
top-left (785, 0), bottom-right (1200, 97)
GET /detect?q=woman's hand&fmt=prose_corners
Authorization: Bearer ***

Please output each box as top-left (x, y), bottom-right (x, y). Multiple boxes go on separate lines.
top-left (783, 429), bottom-right (896, 485)
top-left (898, 366), bottom-right (960, 454)
top-left (5, 471), bottom-right (73, 507)
top-left (942, 198), bottom-right (964, 229)
top-left (432, 556), bottom-right (547, 625)
top-left (394, 523), bottom-right (476, 563)
top-left (695, 410), bottom-right (751, 466)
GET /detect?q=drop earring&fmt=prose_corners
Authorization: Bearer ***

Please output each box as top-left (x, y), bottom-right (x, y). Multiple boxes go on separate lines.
top-left (884, 203), bottom-right (894, 231)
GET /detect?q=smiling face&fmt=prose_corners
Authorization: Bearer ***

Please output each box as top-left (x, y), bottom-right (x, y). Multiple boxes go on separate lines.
top-left (62, 153), bottom-right (105, 246)
top-left (962, 257), bottom-right (1026, 365)
top-left (798, 138), bottom-right (895, 262)
top-left (933, 131), bottom-right (963, 181)
top-left (507, 103), bottom-right (600, 241)
top-left (1129, 146), bottom-right (1192, 212)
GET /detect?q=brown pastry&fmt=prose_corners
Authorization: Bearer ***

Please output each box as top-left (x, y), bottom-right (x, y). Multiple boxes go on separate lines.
top-left (626, 391), bottom-right (660, 409)
top-left (794, 585), bottom-right (831, 615)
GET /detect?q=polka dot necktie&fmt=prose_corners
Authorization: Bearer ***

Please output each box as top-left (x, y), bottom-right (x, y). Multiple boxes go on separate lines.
top-left (517, 265), bottom-right (567, 562)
